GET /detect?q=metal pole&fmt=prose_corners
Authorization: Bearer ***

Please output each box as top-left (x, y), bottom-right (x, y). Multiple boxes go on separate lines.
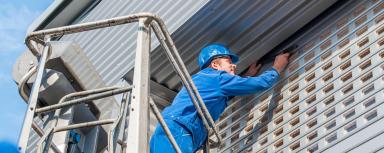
top-left (126, 18), bottom-right (151, 153)
top-left (154, 21), bottom-right (218, 129)
top-left (18, 66), bottom-right (37, 102)
top-left (25, 14), bottom-right (151, 56)
top-left (38, 86), bottom-right (120, 153)
top-left (32, 122), bottom-right (61, 153)
top-left (37, 128), bottom-right (54, 153)
top-left (155, 21), bottom-right (222, 145)
top-left (58, 86), bottom-right (120, 99)
top-left (20, 12), bottom-right (222, 151)
top-left (116, 90), bottom-right (131, 152)
top-left (151, 22), bottom-right (214, 141)
top-left (53, 119), bottom-right (115, 132)
top-left (18, 41), bottom-right (51, 153)
top-left (35, 86), bottom-right (132, 113)
top-left (203, 140), bottom-right (210, 153)
top-left (108, 91), bottom-right (130, 153)
top-left (151, 23), bottom-right (221, 146)
top-left (149, 97), bottom-right (182, 153)
top-left (117, 139), bottom-right (127, 152)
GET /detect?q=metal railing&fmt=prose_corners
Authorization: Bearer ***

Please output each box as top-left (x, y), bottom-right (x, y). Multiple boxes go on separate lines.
top-left (36, 86), bottom-right (132, 153)
top-left (18, 12), bottom-right (222, 153)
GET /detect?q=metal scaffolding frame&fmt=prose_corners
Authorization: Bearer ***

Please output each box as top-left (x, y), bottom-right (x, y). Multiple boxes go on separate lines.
top-left (18, 13), bottom-right (222, 153)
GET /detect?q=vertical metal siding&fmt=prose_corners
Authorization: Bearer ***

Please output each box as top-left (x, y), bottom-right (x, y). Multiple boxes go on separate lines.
top-left (60, 0), bottom-right (210, 86)
top-left (215, 0), bottom-right (384, 152)
top-left (146, 0), bottom-right (337, 90)
top-left (60, 0), bottom-right (337, 93)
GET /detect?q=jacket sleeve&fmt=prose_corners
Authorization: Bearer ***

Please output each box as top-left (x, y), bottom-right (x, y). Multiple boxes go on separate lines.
top-left (219, 68), bottom-right (280, 96)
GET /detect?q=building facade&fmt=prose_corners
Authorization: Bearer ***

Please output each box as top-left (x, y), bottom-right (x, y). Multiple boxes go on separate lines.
top-left (13, 0), bottom-right (384, 152)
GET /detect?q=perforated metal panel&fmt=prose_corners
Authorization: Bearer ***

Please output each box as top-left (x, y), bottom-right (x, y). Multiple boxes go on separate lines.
top-left (215, 0), bottom-right (384, 152)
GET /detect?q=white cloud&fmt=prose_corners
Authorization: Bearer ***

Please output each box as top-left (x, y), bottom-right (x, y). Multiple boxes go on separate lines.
top-left (0, 3), bottom-right (42, 55)
top-left (0, 31), bottom-right (25, 52)
top-left (0, 4), bottom-right (40, 31)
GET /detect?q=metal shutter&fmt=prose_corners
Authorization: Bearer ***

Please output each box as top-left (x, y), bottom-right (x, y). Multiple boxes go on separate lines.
top-left (215, 0), bottom-right (384, 152)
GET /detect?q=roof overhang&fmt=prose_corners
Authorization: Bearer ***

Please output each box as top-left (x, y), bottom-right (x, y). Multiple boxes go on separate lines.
top-left (27, 0), bottom-right (94, 33)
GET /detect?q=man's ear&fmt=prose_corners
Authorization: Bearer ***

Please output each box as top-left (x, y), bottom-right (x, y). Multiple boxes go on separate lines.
top-left (210, 61), bottom-right (220, 69)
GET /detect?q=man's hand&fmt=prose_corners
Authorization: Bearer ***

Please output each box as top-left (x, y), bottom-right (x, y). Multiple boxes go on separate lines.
top-left (242, 63), bottom-right (262, 77)
top-left (273, 53), bottom-right (290, 73)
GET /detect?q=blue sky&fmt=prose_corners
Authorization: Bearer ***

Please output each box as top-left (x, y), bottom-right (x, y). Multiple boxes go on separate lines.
top-left (0, 0), bottom-right (52, 144)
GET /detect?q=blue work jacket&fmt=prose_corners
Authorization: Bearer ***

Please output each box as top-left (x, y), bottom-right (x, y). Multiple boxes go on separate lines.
top-left (161, 67), bottom-right (280, 149)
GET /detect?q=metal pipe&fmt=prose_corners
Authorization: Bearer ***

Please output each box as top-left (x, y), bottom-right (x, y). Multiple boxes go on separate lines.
top-left (152, 21), bottom-right (221, 139)
top-left (151, 22), bottom-right (213, 123)
top-left (203, 142), bottom-right (210, 153)
top-left (113, 89), bottom-right (131, 153)
top-left (35, 86), bottom-right (133, 113)
top-left (19, 52), bottom-right (62, 153)
top-left (24, 13), bottom-right (219, 136)
top-left (32, 122), bottom-right (61, 153)
top-left (150, 23), bottom-right (211, 132)
top-left (24, 13), bottom-right (158, 57)
top-left (149, 97), bottom-right (182, 153)
top-left (38, 86), bottom-right (120, 153)
top-left (151, 23), bottom-right (218, 148)
top-left (25, 14), bottom-right (155, 56)
top-left (117, 139), bottom-right (126, 147)
top-left (108, 91), bottom-right (130, 153)
top-left (151, 23), bottom-right (221, 146)
top-left (57, 86), bottom-right (120, 103)
top-left (156, 21), bottom-right (223, 145)
top-left (18, 41), bottom-right (51, 153)
top-left (32, 121), bottom-right (44, 136)
top-left (53, 119), bottom-right (115, 132)
top-left (37, 128), bottom-right (54, 153)
top-left (18, 66), bottom-right (37, 102)
top-left (22, 12), bottom-right (221, 150)
top-left (117, 139), bottom-right (127, 153)
top-left (108, 108), bottom-right (122, 153)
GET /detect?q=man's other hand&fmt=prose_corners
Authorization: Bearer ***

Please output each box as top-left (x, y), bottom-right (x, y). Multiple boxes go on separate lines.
top-left (242, 63), bottom-right (262, 77)
top-left (273, 53), bottom-right (290, 73)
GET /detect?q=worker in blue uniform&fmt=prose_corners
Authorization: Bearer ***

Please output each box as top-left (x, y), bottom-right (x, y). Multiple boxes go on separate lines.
top-left (150, 43), bottom-right (290, 153)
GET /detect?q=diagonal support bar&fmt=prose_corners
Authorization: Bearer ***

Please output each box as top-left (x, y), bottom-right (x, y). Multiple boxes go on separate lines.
top-left (18, 42), bottom-right (51, 153)
top-left (35, 86), bottom-right (132, 113)
top-left (53, 119), bottom-right (115, 132)
top-left (149, 97), bottom-right (182, 153)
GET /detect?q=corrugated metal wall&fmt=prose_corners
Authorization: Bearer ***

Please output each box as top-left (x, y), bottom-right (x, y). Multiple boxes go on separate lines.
top-left (60, 0), bottom-right (338, 95)
top-left (48, 0), bottom-right (384, 152)
top-left (146, 0), bottom-right (337, 91)
top-left (215, 0), bottom-right (384, 152)
top-left (60, 0), bottom-right (210, 86)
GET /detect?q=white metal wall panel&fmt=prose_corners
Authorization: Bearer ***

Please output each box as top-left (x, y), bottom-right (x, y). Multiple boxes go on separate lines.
top-left (147, 0), bottom-right (337, 91)
top-left (57, 0), bottom-right (338, 93)
top-left (215, 0), bottom-right (384, 152)
top-left (60, 0), bottom-right (210, 86)
top-left (22, 0), bottom-right (343, 152)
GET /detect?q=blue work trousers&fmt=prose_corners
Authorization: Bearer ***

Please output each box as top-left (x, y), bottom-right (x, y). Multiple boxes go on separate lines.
top-left (150, 120), bottom-right (195, 153)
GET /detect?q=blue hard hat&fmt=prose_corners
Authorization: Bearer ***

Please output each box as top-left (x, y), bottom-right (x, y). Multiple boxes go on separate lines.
top-left (198, 44), bottom-right (239, 69)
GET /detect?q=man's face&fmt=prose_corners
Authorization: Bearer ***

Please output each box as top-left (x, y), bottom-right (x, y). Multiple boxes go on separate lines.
top-left (211, 56), bottom-right (237, 75)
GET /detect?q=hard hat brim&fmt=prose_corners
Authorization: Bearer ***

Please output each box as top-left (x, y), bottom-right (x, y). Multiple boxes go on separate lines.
top-left (200, 53), bottom-right (239, 69)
